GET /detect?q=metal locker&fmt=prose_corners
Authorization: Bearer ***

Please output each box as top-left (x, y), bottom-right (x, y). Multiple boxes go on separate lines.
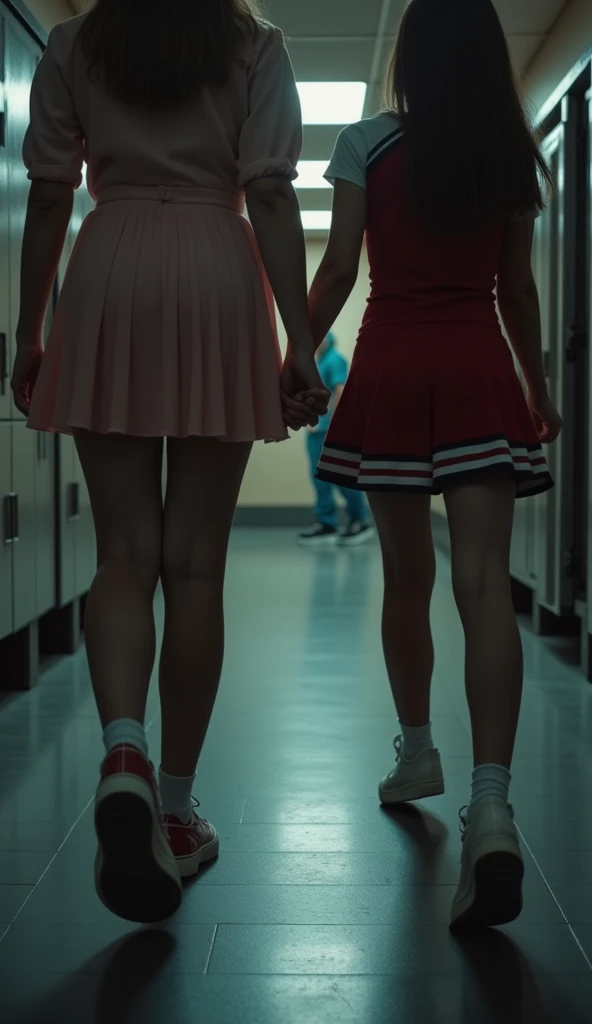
top-left (532, 97), bottom-right (581, 617)
top-left (0, 15), bottom-right (10, 420)
top-left (0, 421), bottom-right (12, 639)
top-left (57, 433), bottom-right (77, 606)
top-left (5, 17), bottom-right (39, 424)
top-left (34, 430), bottom-right (55, 617)
top-left (11, 421), bottom-right (37, 630)
top-left (74, 449), bottom-right (95, 597)
top-left (586, 84), bottom-right (592, 647)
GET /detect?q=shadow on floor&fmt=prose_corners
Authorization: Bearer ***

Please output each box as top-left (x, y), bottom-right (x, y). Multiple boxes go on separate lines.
top-left (10, 929), bottom-right (176, 1024)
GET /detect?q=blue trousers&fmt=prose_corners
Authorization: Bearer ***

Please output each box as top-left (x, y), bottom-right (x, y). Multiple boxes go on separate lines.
top-left (307, 429), bottom-right (366, 528)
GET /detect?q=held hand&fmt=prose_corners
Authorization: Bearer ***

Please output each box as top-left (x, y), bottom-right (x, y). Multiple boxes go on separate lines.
top-left (11, 343), bottom-right (43, 417)
top-left (280, 352), bottom-right (329, 432)
top-left (281, 389), bottom-right (326, 431)
top-left (527, 390), bottom-right (563, 444)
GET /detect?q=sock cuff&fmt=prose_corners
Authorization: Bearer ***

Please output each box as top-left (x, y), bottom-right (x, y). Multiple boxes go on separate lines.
top-left (159, 767), bottom-right (196, 784)
top-left (103, 718), bottom-right (148, 759)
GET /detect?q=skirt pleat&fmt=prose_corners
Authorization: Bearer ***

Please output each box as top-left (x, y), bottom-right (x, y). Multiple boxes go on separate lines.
top-left (316, 324), bottom-right (553, 499)
top-left (28, 198), bottom-right (287, 441)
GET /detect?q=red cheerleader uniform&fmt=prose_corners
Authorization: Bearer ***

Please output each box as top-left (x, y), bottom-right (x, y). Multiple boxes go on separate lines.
top-left (316, 114), bottom-right (552, 498)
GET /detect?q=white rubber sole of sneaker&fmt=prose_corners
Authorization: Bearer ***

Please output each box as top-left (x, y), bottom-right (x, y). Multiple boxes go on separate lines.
top-left (95, 773), bottom-right (182, 924)
top-left (297, 534), bottom-right (338, 547)
top-left (340, 528), bottom-right (375, 546)
top-left (379, 777), bottom-right (445, 805)
top-left (450, 837), bottom-right (524, 929)
top-left (175, 832), bottom-right (220, 879)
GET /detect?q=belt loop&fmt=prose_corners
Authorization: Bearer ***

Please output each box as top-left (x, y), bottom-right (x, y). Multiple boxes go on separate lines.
top-left (159, 185), bottom-right (172, 203)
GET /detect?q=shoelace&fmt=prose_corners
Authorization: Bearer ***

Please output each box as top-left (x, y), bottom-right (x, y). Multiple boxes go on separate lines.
top-left (164, 795), bottom-right (202, 830)
top-left (457, 802), bottom-right (515, 840)
top-left (385, 735), bottom-right (404, 779)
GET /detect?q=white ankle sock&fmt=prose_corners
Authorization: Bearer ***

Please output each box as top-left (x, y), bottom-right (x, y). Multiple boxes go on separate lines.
top-left (103, 718), bottom-right (148, 759)
top-left (470, 763), bottom-right (511, 809)
top-left (158, 767), bottom-right (195, 823)
top-left (400, 722), bottom-right (434, 760)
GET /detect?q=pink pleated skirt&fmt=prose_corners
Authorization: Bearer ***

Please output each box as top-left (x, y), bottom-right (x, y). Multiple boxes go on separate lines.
top-left (27, 185), bottom-right (288, 442)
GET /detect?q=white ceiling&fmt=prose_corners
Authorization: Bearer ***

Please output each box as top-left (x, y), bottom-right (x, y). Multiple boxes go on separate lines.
top-left (263, 0), bottom-right (570, 222)
top-left (64, 0), bottom-right (569, 227)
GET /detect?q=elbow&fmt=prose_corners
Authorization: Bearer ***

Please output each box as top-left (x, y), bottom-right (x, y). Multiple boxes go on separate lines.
top-left (245, 176), bottom-right (297, 213)
top-left (497, 276), bottom-right (538, 307)
top-left (28, 180), bottom-right (74, 212)
top-left (319, 258), bottom-right (358, 292)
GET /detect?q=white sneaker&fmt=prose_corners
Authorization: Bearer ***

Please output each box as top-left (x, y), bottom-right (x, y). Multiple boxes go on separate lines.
top-left (378, 736), bottom-right (445, 805)
top-left (450, 797), bottom-right (524, 929)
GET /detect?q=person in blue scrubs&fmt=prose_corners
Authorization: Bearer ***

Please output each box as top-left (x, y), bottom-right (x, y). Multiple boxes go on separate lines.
top-left (299, 333), bottom-right (373, 546)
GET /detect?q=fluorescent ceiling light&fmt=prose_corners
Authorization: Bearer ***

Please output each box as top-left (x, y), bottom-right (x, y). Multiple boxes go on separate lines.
top-left (296, 161), bottom-right (331, 189)
top-left (301, 210), bottom-right (332, 231)
top-left (297, 82), bottom-right (367, 125)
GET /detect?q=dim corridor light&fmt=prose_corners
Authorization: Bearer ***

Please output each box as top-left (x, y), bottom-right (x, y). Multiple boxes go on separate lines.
top-left (301, 210), bottom-right (332, 230)
top-left (296, 82), bottom-right (367, 124)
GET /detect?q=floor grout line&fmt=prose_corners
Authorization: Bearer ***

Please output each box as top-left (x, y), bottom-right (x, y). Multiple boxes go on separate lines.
top-left (0, 707), bottom-right (162, 946)
top-left (203, 923), bottom-right (218, 975)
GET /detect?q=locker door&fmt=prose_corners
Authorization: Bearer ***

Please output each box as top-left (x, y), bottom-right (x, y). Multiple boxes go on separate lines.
top-left (0, 16), bottom-right (10, 419)
top-left (5, 19), bottom-right (40, 423)
top-left (510, 500), bottom-right (531, 586)
top-left (34, 430), bottom-right (56, 616)
top-left (11, 421), bottom-right (36, 630)
top-left (74, 451), bottom-right (95, 597)
top-left (533, 98), bottom-right (580, 616)
top-left (0, 421), bottom-right (12, 639)
top-left (57, 434), bottom-right (77, 606)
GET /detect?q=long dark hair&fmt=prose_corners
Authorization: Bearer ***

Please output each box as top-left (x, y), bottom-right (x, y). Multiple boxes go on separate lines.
top-left (385, 0), bottom-right (553, 233)
top-left (78, 0), bottom-right (261, 111)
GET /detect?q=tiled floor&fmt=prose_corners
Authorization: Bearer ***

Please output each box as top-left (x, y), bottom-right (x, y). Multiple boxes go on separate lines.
top-left (1, 527), bottom-right (592, 1023)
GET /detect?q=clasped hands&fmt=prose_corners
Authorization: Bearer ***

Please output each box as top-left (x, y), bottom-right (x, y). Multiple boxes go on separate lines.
top-left (279, 353), bottom-right (330, 432)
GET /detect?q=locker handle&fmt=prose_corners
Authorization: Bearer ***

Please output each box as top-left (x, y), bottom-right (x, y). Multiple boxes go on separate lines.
top-left (11, 494), bottom-right (19, 543)
top-left (566, 326), bottom-right (587, 363)
top-left (0, 333), bottom-right (7, 396)
top-left (3, 494), bottom-right (13, 545)
top-left (68, 481), bottom-right (80, 522)
top-left (37, 432), bottom-right (48, 461)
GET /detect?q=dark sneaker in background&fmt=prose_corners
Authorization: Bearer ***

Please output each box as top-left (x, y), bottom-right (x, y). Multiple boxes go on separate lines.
top-left (340, 521), bottom-right (374, 546)
top-left (298, 524), bottom-right (338, 546)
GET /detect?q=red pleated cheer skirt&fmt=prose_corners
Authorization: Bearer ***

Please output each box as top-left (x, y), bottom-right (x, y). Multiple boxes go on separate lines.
top-left (316, 323), bottom-right (553, 499)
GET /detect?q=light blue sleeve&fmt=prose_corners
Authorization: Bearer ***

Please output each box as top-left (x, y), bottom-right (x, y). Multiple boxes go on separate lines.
top-left (324, 125), bottom-right (367, 190)
top-left (327, 352), bottom-right (348, 389)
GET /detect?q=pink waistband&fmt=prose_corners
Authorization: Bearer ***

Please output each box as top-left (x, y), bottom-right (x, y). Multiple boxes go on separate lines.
top-left (95, 185), bottom-right (244, 213)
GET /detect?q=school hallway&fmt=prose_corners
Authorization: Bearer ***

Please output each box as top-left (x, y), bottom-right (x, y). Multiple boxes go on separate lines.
top-left (0, 527), bottom-right (590, 1023)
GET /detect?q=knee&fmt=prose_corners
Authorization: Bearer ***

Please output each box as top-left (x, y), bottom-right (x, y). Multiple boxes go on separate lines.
top-left (451, 560), bottom-right (509, 618)
top-left (382, 549), bottom-right (435, 601)
top-left (98, 535), bottom-right (162, 593)
top-left (161, 537), bottom-right (227, 586)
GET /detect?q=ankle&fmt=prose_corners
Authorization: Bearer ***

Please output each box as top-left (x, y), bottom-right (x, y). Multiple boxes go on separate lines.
top-left (159, 766), bottom-right (196, 823)
top-left (399, 721), bottom-right (434, 759)
top-left (103, 718), bottom-right (148, 759)
top-left (470, 763), bottom-right (511, 809)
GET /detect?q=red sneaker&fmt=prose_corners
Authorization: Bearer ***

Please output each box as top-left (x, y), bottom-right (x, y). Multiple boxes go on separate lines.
top-left (95, 744), bottom-right (182, 923)
top-left (164, 802), bottom-right (219, 878)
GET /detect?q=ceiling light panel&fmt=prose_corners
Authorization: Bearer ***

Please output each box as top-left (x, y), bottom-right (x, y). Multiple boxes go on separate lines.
top-left (297, 82), bottom-right (367, 125)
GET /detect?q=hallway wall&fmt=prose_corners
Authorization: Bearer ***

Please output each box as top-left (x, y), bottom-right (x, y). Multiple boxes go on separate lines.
top-left (238, 240), bottom-right (371, 508)
top-left (524, 0), bottom-right (592, 115)
top-left (23, 0), bottom-right (71, 30)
